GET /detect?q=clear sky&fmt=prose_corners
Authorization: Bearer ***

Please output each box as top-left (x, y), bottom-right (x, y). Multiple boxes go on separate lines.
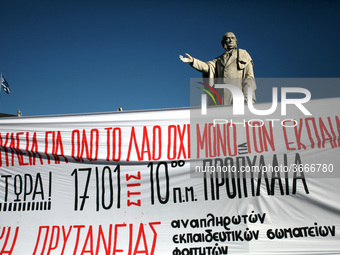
top-left (1, 0), bottom-right (339, 116)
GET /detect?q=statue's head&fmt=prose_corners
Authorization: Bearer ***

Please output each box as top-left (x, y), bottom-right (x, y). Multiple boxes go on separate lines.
top-left (221, 32), bottom-right (237, 51)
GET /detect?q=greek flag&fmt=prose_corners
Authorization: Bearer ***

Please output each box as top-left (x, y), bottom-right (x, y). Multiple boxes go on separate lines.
top-left (1, 74), bottom-right (10, 94)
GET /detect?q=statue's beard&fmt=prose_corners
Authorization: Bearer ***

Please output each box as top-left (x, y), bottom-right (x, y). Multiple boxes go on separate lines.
top-left (223, 43), bottom-right (237, 51)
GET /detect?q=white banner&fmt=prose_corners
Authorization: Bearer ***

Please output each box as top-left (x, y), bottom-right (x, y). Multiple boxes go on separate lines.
top-left (0, 98), bottom-right (339, 254)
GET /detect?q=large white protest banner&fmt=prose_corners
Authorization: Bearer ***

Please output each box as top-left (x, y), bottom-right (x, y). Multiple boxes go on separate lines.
top-left (0, 98), bottom-right (339, 254)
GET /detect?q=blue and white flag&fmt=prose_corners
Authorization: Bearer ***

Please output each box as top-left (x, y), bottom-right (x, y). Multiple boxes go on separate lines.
top-left (1, 74), bottom-right (11, 94)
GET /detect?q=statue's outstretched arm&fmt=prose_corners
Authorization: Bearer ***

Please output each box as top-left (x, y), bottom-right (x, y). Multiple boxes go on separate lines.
top-left (179, 53), bottom-right (211, 74)
top-left (179, 53), bottom-right (194, 63)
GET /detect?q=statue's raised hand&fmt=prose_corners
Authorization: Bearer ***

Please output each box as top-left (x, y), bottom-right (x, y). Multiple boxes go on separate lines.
top-left (179, 53), bottom-right (194, 63)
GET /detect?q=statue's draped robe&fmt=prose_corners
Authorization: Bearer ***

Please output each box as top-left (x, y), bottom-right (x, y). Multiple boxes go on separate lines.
top-left (191, 49), bottom-right (256, 105)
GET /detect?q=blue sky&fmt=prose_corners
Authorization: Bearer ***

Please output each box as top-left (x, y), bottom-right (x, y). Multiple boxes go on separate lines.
top-left (1, 0), bottom-right (339, 116)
